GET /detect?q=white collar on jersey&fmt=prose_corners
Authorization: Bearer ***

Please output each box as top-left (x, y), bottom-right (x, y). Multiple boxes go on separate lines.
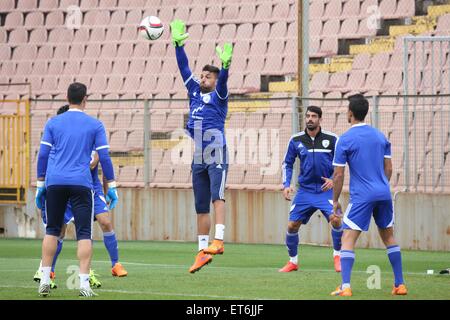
top-left (67, 108), bottom-right (83, 112)
top-left (351, 123), bottom-right (367, 127)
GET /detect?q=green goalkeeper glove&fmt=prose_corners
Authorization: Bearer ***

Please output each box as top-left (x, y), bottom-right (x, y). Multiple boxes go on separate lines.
top-left (215, 43), bottom-right (233, 69)
top-left (170, 19), bottom-right (189, 47)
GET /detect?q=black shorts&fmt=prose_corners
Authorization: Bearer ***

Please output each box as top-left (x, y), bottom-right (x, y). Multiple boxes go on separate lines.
top-left (45, 185), bottom-right (94, 240)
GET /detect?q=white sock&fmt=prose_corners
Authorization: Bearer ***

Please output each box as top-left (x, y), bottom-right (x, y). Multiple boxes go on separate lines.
top-left (214, 224), bottom-right (225, 240)
top-left (79, 274), bottom-right (90, 290)
top-left (333, 250), bottom-right (341, 257)
top-left (198, 235), bottom-right (209, 251)
top-left (289, 255), bottom-right (298, 265)
top-left (41, 266), bottom-right (51, 285)
top-left (342, 283), bottom-right (351, 289)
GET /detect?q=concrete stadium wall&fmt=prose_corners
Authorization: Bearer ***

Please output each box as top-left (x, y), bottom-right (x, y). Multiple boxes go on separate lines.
top-left (1, 188), bottom-right (449, 251)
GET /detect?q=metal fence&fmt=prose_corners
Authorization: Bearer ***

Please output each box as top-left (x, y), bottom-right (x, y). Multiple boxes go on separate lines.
top-left (27, 93), bottom-right (450, 193)
top-left (303, 94), bottom-right (450, 193)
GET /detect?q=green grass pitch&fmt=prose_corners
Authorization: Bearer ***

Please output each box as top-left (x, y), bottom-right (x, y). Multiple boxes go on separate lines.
top-left (0, 238), bottom-right (448, 300)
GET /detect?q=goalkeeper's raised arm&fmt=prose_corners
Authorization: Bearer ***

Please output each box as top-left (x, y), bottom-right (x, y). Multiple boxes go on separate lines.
top-left (170, 19), bottom-right (192, 83)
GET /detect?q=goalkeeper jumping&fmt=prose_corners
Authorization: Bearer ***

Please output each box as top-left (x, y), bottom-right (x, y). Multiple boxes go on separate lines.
top-left (170, 19), bottom-right (232, 273)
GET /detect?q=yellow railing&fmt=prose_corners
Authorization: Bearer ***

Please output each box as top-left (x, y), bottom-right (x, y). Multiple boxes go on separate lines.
top-left (0, 99), bottom-right (30, 204)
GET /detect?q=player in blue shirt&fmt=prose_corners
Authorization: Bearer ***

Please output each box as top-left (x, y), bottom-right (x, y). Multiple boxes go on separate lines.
top-left (33, 105), bottom-right (128, 289)
top-left (35, 83), bottom-right (118, 297)
top-left (331, 94), bottom-right (407, 297)
top-left (171, 19), bottom-right (233, 273)
top-left (280, 106), bottom-right (343, 273)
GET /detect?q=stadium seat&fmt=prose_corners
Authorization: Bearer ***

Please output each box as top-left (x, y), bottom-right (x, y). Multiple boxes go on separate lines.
top-left (310, 0), bottom-right (324, 20)
top-left (172, 165), bottom-right (191, 184)
top-left (9, 28), bottom-right (28, 45)
top-left (0, 0), bottom-right (15, 11)
top-left (310, 72), bottom-right (329, 92)
top-left (363, 70), bottom-right (384, 92)
top-left (310, 20), bottom-right (323, 37)
top-left (357, 18), bottom-right (377, 37)
top-left (69, 28), bottom-right (87, 44)
top-left (222, 4), bottom-right (239, 22)
top-left (106, 75), bottom-right (124, 94)
top-left (436, 14), bottom-right (450, 33)
top-left (340, 17), bottom-right (359, 38)
top-left (383, 70), bottom-right (403, 92)
top-left (16, 61), bottom-right (32, 76)
top-left (342, 0), bottom-right (360, 18)
top-left (153, 164), bottom-right (174, 184)
top-left (47, 11), bottom-right (64, 27)
top-left (253, 23), bottom-right (271, 40)
top-left (173, 6), bottom-right (190, 22)
top-left (111, 58), bottom-right (129, 75)
top-left (101, 43), bottom-right (118, 59)
top-left (126, 9), bottom-right (143, 25)
top-left (396, 0), bottom-right (415, 19)
top-left (5, 12), bottom-right (24, 30)
top-left (379, 0), bottom-right (398, 19)
top-left (328, 72), bottom-right (348, 91)
top-left (238, 3), bottom-right (256, 21)
top-left (121, 26), bottom-right (139, 41)
top-left (127, 129), bottom-right (144, 150)
top-left (29, 28), bottom-right (48, 44)
top-left (54, 45), bottom-right (69, 60)
top-left (319, 37), bottom-right (338, 57)
top-left (343, 70), bottom-right (366, 92)
top-left (324, 0), bottom-right (342, 19)
top-left (97, 59), bottom-right (113, 75)
top-left (236, 23), bottom-right (253, 40)
top-left (25, 12), bottom-right (44, 28)
top-left (189, 6), bottom-right (205, 23)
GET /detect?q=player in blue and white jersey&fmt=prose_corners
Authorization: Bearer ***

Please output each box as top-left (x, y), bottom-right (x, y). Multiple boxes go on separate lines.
top-left (35, 83), bottom-right (118, 297)
top-left (331, 94), bottom-right (407, 297)
top-left (170, 19), bottom-right (233, 273)
top-left (280, 106), bottom-right (343, 273)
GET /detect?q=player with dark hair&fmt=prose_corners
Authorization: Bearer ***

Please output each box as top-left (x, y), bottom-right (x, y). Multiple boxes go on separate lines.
top-left (170, 19), bottom-right (233, 273)
top-left (331, 94), bottom-right (407, 297)
top-left (280, 106), bottom-right (343, 273)
top-left (33, 104), bottom-right (128, 289)
top-left (35, 82), bottom-right (118, 297)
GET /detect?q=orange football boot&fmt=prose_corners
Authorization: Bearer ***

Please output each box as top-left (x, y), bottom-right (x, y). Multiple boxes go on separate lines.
top-left (203, 239), bottom-right (224, 255)
top-left (111, 262), bottom-right (128, 277)
top-left (278, 261), bottom-right (299, 272)
top-left (189, 251), bottom-right (213, 273)
top-left (392, 284), bottom-right (408, 295)
top-left (331, 286), bottom-right (353, 297)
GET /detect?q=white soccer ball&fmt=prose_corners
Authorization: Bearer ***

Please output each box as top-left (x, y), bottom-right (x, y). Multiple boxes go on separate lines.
top-left (139, 16), bottom-right (164, 41)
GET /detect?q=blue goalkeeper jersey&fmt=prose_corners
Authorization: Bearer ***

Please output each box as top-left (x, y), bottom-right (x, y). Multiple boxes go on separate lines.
top-left (175, 46), bottom-right (229, 151)
top-left (333, 123), bottom-right (392, 203)
top-left (282, 128), bottom-right (338, 193)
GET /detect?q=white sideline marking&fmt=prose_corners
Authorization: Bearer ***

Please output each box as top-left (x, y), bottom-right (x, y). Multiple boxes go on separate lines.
top-left (0, 285), bottom-right (274, 300)
top-left (0, 257), bottom-right (432, 275)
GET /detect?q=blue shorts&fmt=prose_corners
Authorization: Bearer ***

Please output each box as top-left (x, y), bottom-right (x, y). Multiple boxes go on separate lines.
top-left (44, 185), bottom-right (93, 240)
top-left (343, 200), bottom-right (394, 232)
top-left (42, 191), bottom-right (109, 225)
top-left (289, 190), bottom-right (333, 224)
top-left (192, 146), bottom-right (228, 213)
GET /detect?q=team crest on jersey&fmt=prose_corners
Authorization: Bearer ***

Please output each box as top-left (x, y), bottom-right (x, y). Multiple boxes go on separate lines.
top-left (322, 140), bottom-right (330, 148)
top-left (202, 94), bottom-right (211, 104)
top-left (297, 142), bottom-right (304, 149)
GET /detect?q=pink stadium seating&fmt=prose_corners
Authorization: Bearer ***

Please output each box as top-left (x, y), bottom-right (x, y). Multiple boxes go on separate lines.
top-left (5, 12), bottom-right (24, 30)
top-left (0, 0), bottom-right (15, 11)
